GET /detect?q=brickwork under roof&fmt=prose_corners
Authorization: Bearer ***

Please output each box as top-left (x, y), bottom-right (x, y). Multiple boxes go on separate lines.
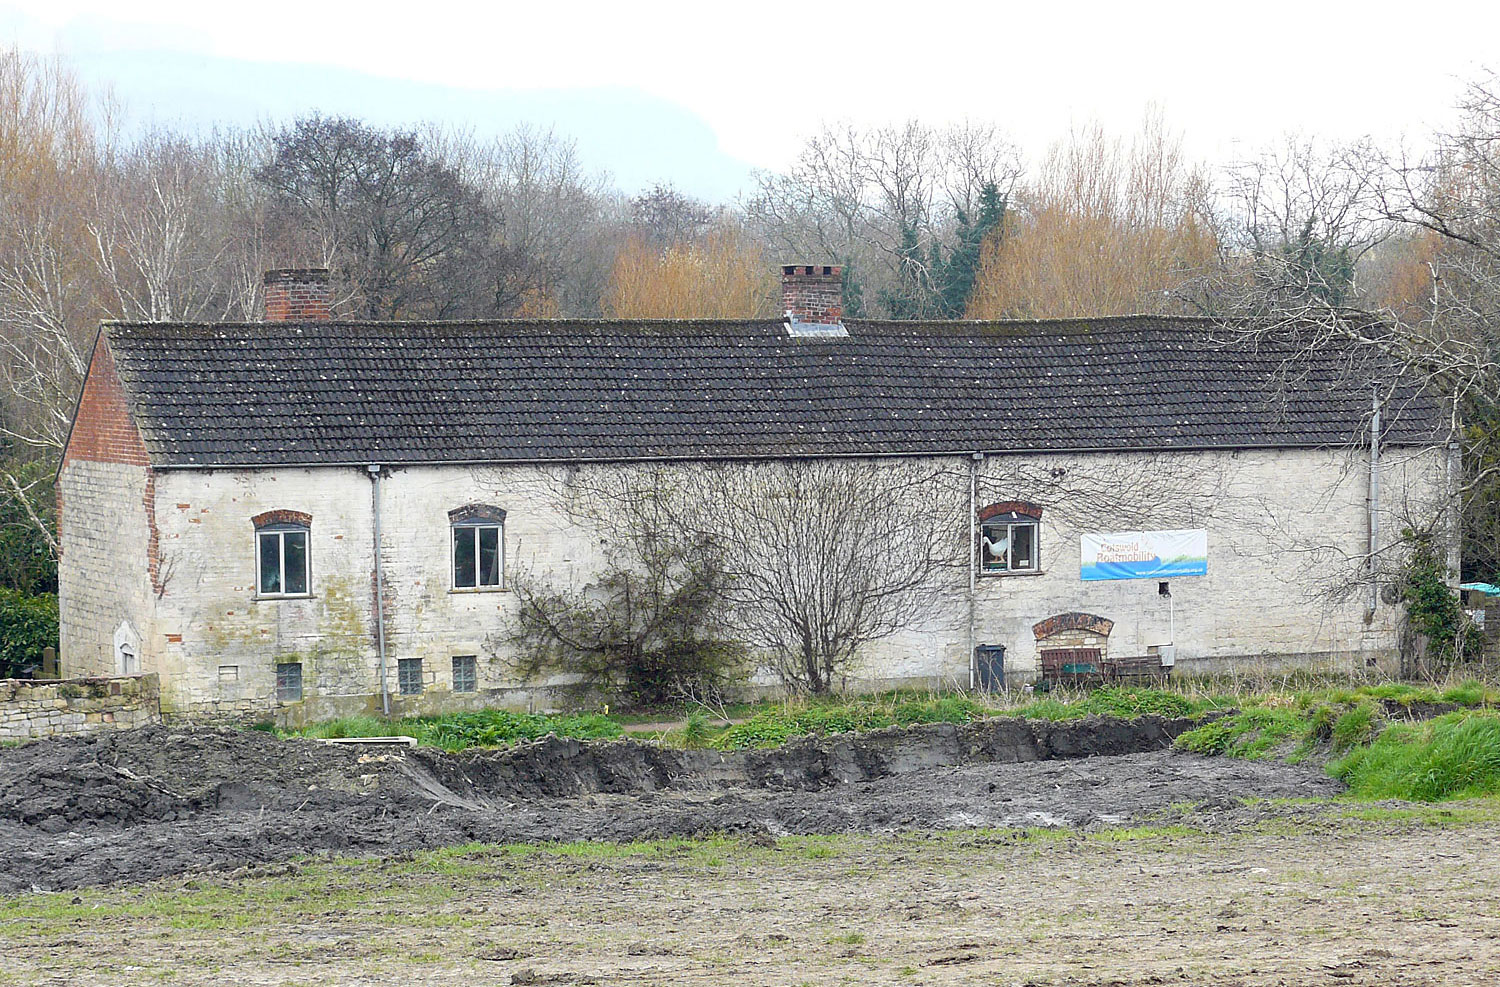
top-left (97, 315), bottom-right (1445, 468)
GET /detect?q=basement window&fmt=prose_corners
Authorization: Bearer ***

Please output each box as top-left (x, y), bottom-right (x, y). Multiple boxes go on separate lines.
top-left (452, 655), bottom-right (477, 693)
top-left (398, 658), bottom-right (424, 696)
top-left (255, 521), bottom-right (310, 597)
top-left (980, 507), bottom-right (1041, 575)
top-left (450, 505), bottom-right (505, 591)
top-left (276, 662), bottom-right (303, 702)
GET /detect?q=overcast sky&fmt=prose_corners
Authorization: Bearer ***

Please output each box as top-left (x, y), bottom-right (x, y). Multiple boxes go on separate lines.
top-left (4, 0), bottom-right (1497, 199)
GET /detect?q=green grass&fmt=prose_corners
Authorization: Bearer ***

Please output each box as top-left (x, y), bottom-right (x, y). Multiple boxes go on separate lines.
top-left (1329, 712), bottom-right (1500, 801)
top-left (1002, 685), bottom-right (1209, 722)
top-left (274, 676), bottom-right (1499, 756)
top-left (285, 708), bottom-right (622, 751)
top-left (714, 694), bottom-right (996, 749)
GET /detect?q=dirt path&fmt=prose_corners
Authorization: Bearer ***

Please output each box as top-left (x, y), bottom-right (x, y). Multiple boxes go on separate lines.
top-left (2, 809), bottom-right (1497, 986)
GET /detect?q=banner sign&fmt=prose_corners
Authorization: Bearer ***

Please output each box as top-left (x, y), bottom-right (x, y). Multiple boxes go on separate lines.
top-left (1080, 529), bottom-right (1208, 581)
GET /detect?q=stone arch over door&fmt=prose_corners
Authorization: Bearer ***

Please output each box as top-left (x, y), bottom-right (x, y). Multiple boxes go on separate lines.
top-left (1031, 612), bottom-right (1114, 674)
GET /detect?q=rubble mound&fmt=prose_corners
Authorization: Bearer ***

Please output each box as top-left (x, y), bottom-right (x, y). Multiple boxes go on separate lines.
top-left (0, 715), bottom-right (1339, 892)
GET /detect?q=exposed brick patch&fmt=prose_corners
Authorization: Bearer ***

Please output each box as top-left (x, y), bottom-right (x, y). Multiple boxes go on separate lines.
top-left (781, 264), bottom-right (843, 324)
top-left (1033, 612), bottom-right (1115, 640)
top-left (251, 509), bottom-right (313, 528)
top-left (62, 339), bottom-right (150, 469)
top-left (145, 469), bottom-right (162, 596)
top-left (448, 503), bottom-right (507, 524)
top-left (979, 501), bottom-right (1043, 521)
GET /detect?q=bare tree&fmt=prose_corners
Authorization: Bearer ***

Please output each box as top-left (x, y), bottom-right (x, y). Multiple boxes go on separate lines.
top-left (745, 121), bottom-right (1022, 317)
top-left (968, 112), bottom-right (1219, 319)
top-left (254, 115), bottom-right (519, 319)
top-left (550, 460), bottom-right (964, 694)
top-left (605, 223), bottom-right (775, 319)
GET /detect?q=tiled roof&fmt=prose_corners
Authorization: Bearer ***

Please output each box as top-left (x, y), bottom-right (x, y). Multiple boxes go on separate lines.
top-left (99, 316), bottom-right (1444, 468)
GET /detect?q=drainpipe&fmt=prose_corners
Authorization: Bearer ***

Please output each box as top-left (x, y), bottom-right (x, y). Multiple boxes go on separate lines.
top-left (368, 464), bottom-right (390, 717)
top-left (1368, 389), bottom-right (1381, 620)
top-left (968, 452), bottom-right (981, 690)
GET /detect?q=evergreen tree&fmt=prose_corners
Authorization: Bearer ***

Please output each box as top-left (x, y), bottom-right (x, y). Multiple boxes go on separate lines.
top-left (878, 223), bottom-right (936, 319)
top-left (840, 256), bottom-right (866, 318)
top-left (936, 182), bottom-right (1007, 318)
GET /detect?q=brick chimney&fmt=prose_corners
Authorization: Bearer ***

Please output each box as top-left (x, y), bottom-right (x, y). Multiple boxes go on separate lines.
top-left (781, 264), bottom-right (843, 326)
top-left (263, 269), bottom-right (332, 321)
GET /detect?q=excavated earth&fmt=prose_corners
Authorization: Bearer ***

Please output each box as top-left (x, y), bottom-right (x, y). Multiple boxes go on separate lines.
top-left (0, 715), bottom-right (1341, 892)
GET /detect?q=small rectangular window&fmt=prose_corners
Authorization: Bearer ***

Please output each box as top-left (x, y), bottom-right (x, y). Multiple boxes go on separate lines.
top-left (276, 662), bottom-right (303, 702)
top-left (398, 657), bottom-right (424, 695)
top-left (218, 665), bottom-right (239, 683)
top-left (452, 655), bottom-right (477, 693)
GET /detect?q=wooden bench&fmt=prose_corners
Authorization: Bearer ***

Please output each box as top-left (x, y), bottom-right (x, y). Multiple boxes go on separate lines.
top-left (1038, 649), bottom-right (1169, 687)
top-left (1104, 654), bottom-right (1170, 683)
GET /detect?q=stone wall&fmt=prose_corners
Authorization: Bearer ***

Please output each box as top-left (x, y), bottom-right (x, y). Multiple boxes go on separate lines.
top-left (0, 674), bottom-right (161, 741)
top-left (63, 443), bottom-right (1451, 721)
top-left (57, 338), bottom-right (159, 678)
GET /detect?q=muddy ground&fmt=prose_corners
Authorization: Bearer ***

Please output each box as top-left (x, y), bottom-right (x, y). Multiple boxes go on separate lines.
top-left (0, 715), bottom-right (1340, 893)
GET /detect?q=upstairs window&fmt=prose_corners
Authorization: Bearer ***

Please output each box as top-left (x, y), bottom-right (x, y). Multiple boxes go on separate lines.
top-left (450, 505), bottom-right (505, 590)
top-left (979, 502), bottom-right (1041, 575)
top-left (253, 511), bottom-right (312, 597)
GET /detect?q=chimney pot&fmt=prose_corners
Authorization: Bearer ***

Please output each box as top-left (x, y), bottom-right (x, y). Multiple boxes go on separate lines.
top-left (263, 268), bottom-right (332, 321)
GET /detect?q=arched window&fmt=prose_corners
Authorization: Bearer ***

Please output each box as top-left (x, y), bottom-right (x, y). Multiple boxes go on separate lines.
top-left (979, 501), bottom-right (1041, 575)
top-left (450, 504), bottom-right (505, 590)
top-left (252, 510), bottom-right (311, 597)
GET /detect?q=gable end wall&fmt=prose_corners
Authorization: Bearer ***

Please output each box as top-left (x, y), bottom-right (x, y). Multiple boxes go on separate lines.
top-left (58, 338), bottom-right (158, 677)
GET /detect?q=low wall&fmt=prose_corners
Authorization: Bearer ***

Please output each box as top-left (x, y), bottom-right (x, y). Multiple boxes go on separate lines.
top-left (0, 674), bottom-right (161, 741)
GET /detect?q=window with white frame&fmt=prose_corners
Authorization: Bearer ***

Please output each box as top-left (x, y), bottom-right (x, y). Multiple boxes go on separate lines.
top-left (979, 504), bottom-right (1041, 574)
top-left (254, 512), bottom-right (311, 597)
top-left (449, 505), bottom-right (505, 590)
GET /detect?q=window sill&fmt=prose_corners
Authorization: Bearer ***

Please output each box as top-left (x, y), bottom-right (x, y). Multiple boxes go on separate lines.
top-left (979, 569), bottom-right (1046, 578)
top-left (449, 586), bottom-right (509, 595)
top-left (255, 593), bottom-right (316, 602)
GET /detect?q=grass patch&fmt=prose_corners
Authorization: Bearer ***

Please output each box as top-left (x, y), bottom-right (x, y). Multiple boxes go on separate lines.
top-left (286, 709), bottom-right (621, 751)
top-left (1005, 686), bottom-right (1208, 722)
top-left (1329, 712), bottom-right (1500, 801)
top-left (715, 694), bottom-right (995, 749)
top-left (1174, 705), bottom-right (1308, 759)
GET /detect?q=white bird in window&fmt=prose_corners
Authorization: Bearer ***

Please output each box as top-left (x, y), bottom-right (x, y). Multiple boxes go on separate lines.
top-left (983, 532), bottom-right (1009, 561)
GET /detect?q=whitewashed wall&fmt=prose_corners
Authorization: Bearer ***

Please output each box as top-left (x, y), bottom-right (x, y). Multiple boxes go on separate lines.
top-left (71, 444), bottom-right (1449, 719)
top-left (57, 459), bottom-right (157, 678)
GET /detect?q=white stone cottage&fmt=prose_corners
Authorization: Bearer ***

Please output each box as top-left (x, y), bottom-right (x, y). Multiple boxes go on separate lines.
top-left (58, 267), bottom-right (1454, 721)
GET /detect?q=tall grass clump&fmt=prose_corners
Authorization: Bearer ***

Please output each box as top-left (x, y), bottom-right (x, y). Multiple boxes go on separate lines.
top-left (284, 709), bottom-right (621, 751)
top-left (714, 695), bottom-right (993, 749)
top-left (1329, 712), bottom-right (1500, 801)
top-left (1010, 686), bottom-right (1200, 721)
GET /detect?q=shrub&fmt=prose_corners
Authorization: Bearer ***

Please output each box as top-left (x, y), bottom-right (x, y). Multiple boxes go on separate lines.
top-left (1399, 533), bottom-right (1478, 666)
top-left (507, 535), bottom-right (747, 707)
top-left (0, 588), bottom-right (58, 678)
